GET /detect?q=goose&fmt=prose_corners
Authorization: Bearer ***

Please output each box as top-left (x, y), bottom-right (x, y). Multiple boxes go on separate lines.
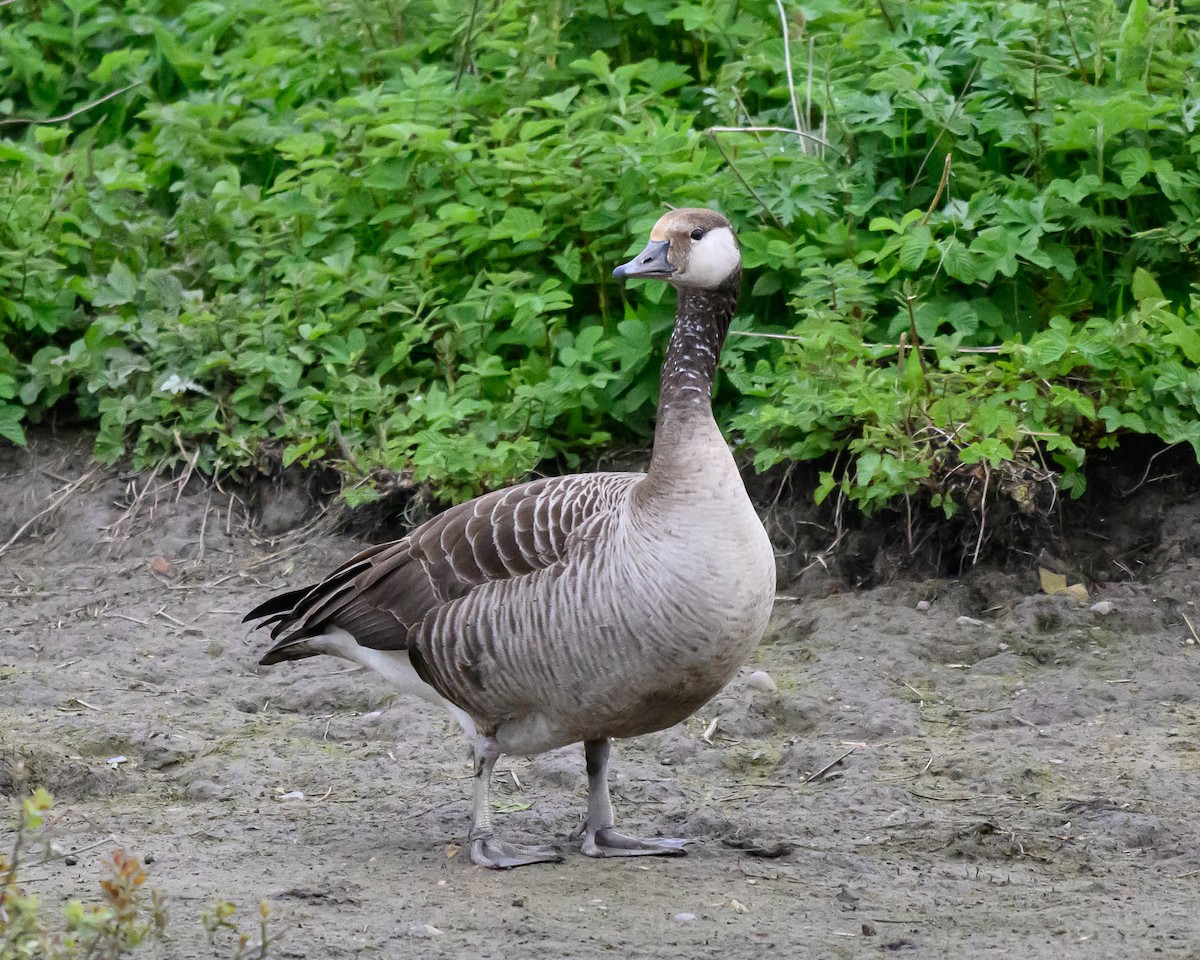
top-left (245, 208), bottom-right (776, 869)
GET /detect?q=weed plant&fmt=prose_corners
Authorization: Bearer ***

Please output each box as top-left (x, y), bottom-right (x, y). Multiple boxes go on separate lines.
top-left (0, 784), bottom-right (268, 959)
top-left (0, 788), bottom-right (166, 958)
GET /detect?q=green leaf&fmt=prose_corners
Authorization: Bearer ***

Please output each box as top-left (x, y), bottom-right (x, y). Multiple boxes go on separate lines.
top-left (959, 437), bottom-right (1013, 466)
top-left (1025, 328), bottom-right (1072, 368)
top-left (900, 346), bottom-right (925, 392)
top-left (1131, 268), bottom-right (1164, 303)
top-left (489, 208), bottom-right (544, 242)
top-left (0, 404), bottom-right (26, 445)
top-left (1163, 317), bottom-right (1200, 365)
top-left (898, 225), bottom-right (932, 271)
top-left (276, 132), bottom-right (327, 160)
top-left (93, 261), bottom-right (138, 307)
top-left (939, 238), bottom-right (976, 283)
top-left (532, 86), bottom-right (580, 112)
top-left (322, 245), bottom-right (355, 276)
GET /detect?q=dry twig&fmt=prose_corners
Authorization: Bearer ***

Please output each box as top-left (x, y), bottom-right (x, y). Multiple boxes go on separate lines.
top-left (0, 81), bottom-right (143, 126)
top-left (0, 468), bottom-right (101, 558)
top-left (804, 745), bottom-right (858, 784)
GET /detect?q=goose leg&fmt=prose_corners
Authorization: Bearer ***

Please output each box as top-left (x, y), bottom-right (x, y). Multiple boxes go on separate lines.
top-left (580, 738), bottom-right (689, 858)
top-left (468, 735), bottom-right (562, 869)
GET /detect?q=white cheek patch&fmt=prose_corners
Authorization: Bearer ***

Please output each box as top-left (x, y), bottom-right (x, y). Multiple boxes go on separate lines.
top-left (679, 227), bottom-right (739, 289)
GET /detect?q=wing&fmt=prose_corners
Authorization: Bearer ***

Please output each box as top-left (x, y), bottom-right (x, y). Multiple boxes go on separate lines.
top-left (246, 472), bottom-right (642, 664)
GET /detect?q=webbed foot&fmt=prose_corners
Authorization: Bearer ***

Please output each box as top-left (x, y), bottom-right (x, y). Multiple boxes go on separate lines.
top-left (581, 828), bottom-right (690, 858)
top-left (470, 834), bottom-right (563, 870)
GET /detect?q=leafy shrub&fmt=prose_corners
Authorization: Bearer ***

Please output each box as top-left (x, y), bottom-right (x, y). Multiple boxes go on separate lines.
top-left (724, 0), bottom-right (1200, 512)
top-left (1, 0), bottom-right (1198, 518)
top-left (0, 784), bottom-right (268, 959)
top-left (0, 788), bottom-right (166, 958)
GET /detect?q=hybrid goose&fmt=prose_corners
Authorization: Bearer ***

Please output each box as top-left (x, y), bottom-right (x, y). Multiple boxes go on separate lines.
top-left (246, 208), bottom-right (776, 869)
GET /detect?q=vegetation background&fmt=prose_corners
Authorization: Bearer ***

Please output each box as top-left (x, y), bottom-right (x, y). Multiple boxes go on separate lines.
top-left (2, 0), bottom-right (1199, 522)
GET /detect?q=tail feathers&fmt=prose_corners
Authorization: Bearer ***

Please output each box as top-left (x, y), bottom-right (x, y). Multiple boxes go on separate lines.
top-left (243, 586), bottom-right (310, 624)
top-left (247, 540), bottom-right (421, 666)
top-left (243, 552), bottom-right (380, 637)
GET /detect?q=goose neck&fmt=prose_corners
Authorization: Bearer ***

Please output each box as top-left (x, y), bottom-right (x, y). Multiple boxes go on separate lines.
top-left (641, 276), bottom-right (740, 490)
top-left (655, 276), bottom-right (739, 422)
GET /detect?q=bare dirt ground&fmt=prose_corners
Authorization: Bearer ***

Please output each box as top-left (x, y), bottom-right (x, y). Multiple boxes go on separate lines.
top-left (3, 433), bottom-right (1200, 959)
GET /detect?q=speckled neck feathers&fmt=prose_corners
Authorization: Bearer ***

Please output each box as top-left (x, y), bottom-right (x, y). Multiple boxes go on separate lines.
top-left (640, 269), bottom-right (741, 495)
top-left (657, 270), bottom-right (740, 414)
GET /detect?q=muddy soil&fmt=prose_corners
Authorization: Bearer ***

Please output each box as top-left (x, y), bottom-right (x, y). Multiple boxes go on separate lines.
top-left (2, 434), bottom-right (1199, 959)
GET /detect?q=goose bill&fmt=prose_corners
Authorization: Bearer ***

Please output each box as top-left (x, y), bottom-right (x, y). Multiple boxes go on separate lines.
top-left (612, 239), bottom-right (674, 280)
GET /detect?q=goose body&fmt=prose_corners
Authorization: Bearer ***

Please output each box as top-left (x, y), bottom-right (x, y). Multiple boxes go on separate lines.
top-left (246, 209), bottom-right (776, 867)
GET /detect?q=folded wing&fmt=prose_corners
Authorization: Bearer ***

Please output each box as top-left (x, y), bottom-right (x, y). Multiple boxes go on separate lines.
top-left (246, 473), bottom-right (641, 663)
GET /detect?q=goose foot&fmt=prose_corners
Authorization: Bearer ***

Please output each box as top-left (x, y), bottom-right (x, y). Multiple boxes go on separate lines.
top-left (581, 828), bottom-right (690, 858)
top-left (470, 834), bottom-right (563, 870)
top-left (467, 734), bottom-right (564, 869)
top-left (579, 738), bottom-right (691, 859)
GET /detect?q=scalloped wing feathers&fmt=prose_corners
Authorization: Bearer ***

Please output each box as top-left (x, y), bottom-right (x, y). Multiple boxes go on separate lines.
top-left (251, 473), bottom-right (642, 662)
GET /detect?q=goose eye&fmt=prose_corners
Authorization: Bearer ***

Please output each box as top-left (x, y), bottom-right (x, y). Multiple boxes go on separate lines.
top-left (690, 228), bottom-right (704, 241)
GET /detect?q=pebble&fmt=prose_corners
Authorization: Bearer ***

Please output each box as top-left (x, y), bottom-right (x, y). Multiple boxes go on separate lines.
top-left (673, 912), bottom-right (696, 922)
top-left (746, 671), bottom-right (777, 693)
top-left (955, 616), bottom-right (987, 628)
top-left (185, 780), bottom-right (224, 801)
top-left (1090, 600), bottom-right (1115, 616)
top-left (408, 924), bottom-right (443, 938)
top-left (916, 599), bottom-right (931, 611)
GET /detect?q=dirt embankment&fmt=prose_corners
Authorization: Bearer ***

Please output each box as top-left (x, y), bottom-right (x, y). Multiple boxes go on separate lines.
top-left (2, 434), bottom-right (1199, 958)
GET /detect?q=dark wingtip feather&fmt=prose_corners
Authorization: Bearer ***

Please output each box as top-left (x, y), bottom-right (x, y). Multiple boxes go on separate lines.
top-left (243, 586), bottom-right (309, 624)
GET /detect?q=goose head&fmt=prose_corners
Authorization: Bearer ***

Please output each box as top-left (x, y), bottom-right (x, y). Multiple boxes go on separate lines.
top-left (612, 208), bottom-right (740, 290)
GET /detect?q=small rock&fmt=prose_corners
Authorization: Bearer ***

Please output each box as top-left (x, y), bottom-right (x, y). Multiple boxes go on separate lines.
top-left (915, 599), bottom-right (931, 612)
top-left (149, 556), bottom-right (179, 580)
top-left (862, 922), bottom-right (877, 936)
top-left (185, 780), bottom-right (224, 800)
top-left (408, 923), bottom-right (443, 939)
top-left (746, 671), bottom-right (777, 693)
top-left (1090, 601), bottom-right (1115, 616)
top-left (673, 912), bottom-right (696, 922)
top-left (64, 855), bottom-right (78, 866)
top-left (955, 616), bottom-right (987, 628)
top-left (141, 736), bottom-right (197, 771)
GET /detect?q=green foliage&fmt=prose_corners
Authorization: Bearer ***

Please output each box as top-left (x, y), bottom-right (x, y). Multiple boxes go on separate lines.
top-left (735, 271), bottom-right (1200, 513)
top-left (1, 0), bottom-right (1199, 513)
top-left (202, 900), bottom-right (271, 960)
top-left (0, 786), bottom-right (268, 959)
top-left (723, 0), bottom-right (1200, 511)
top-left (1, 789), bottom-right (167, 959)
